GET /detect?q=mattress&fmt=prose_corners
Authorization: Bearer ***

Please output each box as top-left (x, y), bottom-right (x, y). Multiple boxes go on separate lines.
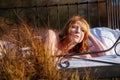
top-left (58, 54), bottom-right (120, 69)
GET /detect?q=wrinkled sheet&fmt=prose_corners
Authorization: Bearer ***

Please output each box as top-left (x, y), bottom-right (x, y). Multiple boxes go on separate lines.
top-left (90, 27), bottom-right (120, 54)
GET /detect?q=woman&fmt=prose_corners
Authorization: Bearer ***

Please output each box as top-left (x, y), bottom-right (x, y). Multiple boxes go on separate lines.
top-left (43, 15), bottom-right (110, 59)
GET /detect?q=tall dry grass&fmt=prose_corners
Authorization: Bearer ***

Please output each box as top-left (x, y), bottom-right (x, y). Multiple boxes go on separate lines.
top-left (0, 21), bottom-right (84, 80)
top-left (0, 16), bottom-right (100, 80)
top-left (0, 22), bottom-right (61, 80)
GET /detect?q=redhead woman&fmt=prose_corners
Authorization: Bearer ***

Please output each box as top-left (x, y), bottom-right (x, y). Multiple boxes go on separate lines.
top-left (43, 15), bottom-right (110, 59)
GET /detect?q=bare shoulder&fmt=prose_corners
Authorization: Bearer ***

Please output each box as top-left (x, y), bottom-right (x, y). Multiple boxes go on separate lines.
top-left (42, 29), bottom-right (59, 41)
top-left (44, 29), bottom-right (57, 37)
top-left (47, 29), bottom-right (56, 33)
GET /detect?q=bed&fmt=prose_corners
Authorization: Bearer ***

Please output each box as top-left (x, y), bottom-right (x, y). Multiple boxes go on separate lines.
top-left (57, 27), bottom-right (120, 79)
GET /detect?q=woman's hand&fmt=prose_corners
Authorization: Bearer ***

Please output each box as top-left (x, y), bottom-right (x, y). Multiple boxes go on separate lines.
top-left (88, 31), bottom-right (111, 56)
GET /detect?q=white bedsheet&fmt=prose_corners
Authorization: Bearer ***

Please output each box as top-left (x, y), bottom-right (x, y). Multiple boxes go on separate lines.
top-left (90, 27), bottom-right (120, 54)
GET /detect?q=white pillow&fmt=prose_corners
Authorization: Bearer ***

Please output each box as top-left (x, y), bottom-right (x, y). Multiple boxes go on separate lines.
top-left (90, 27), bottom-right (120, 54)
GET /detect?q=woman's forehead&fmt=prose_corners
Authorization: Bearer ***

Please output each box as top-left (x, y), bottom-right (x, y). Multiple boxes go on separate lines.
top-left (75, 21), bottom-right (82, 25)
top-left (71, 21), bottom-right (83, 27)
top-left (72, 21), bottom-right (88, 29)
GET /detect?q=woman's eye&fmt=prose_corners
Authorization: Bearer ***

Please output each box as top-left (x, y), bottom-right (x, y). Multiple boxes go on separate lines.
top-left (72, 26), bottom-right (76, 28)
top-left (81, 29), bottom-right (85, 32)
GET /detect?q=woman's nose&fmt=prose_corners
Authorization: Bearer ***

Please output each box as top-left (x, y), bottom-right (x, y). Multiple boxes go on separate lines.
top-left (76, 27), bottom-right (81, 33)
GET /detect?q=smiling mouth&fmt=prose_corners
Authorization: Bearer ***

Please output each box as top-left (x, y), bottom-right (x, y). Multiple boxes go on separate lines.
top-left (74, 35), bottom-right (80, 38)
top-left (72, 36), bottom-right (80, 39)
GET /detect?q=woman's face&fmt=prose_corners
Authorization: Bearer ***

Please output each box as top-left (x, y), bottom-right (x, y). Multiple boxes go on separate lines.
top-left (68, 21), bottom-right (85, 43)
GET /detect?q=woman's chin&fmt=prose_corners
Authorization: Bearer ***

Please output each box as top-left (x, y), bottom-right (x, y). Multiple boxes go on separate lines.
top-left (73, 39), bottom-right (82, 43)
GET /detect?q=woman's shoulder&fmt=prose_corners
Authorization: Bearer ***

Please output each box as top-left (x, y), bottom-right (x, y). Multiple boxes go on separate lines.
top-left (41, 29), bottom-right (59, 41)
top-left (46, 29), bottom-right (56, 33)
top-left (41, 29), bottom-right (56, 37)
top-left (44, 29), bottom-right (59, 36)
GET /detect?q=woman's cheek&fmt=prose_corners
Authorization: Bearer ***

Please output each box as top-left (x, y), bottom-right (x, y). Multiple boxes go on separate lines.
top-left (81, 32), bottom-right (84, 40)
top-left (69, 28), bottom-right (76, 34)
top-left (79, 32), bottom-right (84, 42)
top-left (68, 34), bottom-right (75, 42)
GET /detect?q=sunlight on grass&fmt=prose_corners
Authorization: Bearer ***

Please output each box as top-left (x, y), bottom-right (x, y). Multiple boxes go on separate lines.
top-left (0, 22), bottom-right (65, 80)
top-left (0, 18), bottom-right (103, 80)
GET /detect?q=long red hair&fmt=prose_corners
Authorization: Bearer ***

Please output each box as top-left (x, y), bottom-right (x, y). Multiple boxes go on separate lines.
top-left (59, 15), bottom-right (90, 53)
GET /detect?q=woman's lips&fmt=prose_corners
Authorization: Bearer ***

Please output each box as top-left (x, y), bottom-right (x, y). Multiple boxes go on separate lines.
top-left (74, 34), bottom-right (80, 38)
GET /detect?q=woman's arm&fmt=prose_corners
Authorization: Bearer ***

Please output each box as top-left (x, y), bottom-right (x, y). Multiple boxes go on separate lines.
top-left (88, 32), bottom-right (110, 56)
top-left (42, 29), bottom-right (58, 56)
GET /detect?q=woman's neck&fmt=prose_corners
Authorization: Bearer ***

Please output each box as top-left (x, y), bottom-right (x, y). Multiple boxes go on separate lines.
top-left (59, 37), bottom-right (77, 53)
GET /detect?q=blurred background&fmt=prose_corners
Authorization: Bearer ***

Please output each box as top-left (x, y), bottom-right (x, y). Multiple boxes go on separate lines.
top-left (0, 0), bottom-right (119, 32)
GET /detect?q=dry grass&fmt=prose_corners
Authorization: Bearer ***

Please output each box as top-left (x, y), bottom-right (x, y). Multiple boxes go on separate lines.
top-left (0, 18), bottom-right (116, 80)
top-left (0, 22), bottom-right (61, 80)
top-left (0, 21), bottom-right (83, 80)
